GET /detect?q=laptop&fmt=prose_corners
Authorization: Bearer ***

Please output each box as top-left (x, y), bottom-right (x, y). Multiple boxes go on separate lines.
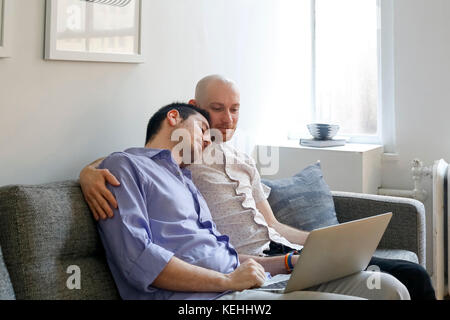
top-left (261, 212), bottom-right (393, 293)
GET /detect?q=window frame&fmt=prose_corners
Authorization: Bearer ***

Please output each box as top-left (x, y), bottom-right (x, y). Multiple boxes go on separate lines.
top-left (0, 0), bottom-right (11, 58)
top-left (306, 0), bottom-right (394, 147)
top-left (44, 0), bottom-right (144, 63)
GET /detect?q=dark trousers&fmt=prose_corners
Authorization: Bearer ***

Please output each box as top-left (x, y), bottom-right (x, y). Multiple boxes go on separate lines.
top-left (264, 241), bottom-right (436, 300)
top-left (368, 256), bottom-right (435, 300)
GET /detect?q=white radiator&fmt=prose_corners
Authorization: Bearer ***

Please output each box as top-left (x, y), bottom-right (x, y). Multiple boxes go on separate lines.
top-left (432, 159), bottom-right (449, 300)
top-left (379, 158), bottom-right (449, 299)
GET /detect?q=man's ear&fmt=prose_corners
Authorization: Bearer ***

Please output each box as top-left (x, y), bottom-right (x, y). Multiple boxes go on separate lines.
top-left (166, 109), bottom-right (181, 127)
top-left (188, 99), bottom-right (198, 106)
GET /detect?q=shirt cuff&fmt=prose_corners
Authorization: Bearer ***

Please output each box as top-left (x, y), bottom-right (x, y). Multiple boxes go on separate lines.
top-left (126, 243), bottom-right (175, 293)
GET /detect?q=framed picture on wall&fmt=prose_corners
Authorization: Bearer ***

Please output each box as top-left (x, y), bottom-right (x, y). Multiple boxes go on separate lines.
top-left (0, 0), bottom-right (11, 58)
top-left (45, 0), bottom-right (144, 63)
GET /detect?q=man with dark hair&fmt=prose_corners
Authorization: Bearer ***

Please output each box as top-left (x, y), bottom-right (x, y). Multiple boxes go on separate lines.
top-left (96, 102), bottom-right (266, 299)
top-left (145, 103), bottom-right (210, 144)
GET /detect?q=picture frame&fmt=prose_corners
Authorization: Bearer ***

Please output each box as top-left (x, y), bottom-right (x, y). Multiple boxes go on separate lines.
top-left (0, 0), bottom-right (11, 58)
top-left (44, 0), bottom-right (144, 63)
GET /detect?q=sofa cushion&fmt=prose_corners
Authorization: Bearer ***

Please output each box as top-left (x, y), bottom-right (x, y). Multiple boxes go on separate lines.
top-left (0, 245), bottom-right (15, 300)
top-left (262, 162), bottom-right (339, 232)
top-left (373, 249), bottom-right (419, 264)
top-left (0, 181), bottom-right (120, 300)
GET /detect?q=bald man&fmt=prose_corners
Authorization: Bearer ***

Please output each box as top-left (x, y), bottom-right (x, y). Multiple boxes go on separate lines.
top-left (79, 75), bottom-right (432, 300)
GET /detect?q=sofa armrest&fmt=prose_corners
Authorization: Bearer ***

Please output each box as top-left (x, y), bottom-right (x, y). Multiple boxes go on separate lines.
top-left (0, 246), bottom-right (15, 300)
top-left (331, 191), bottom-right (426, 267)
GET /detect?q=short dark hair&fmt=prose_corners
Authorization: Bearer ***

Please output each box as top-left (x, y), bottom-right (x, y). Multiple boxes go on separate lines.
top-left (145, 102), bottom-right (210, 144)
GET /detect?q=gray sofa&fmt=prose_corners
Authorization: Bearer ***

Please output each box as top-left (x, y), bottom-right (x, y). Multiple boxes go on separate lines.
top-left (0, 180), bottom-right (425, 300)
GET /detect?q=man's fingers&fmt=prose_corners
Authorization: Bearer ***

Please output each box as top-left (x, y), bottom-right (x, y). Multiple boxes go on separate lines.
top-left (100, 169), bottom-right (119, 211)
top-left (243, 260), bottom-right (266, 288)
top-left (97, 192), bottom-right (115, 218)
top-left (90, 198), bottom-right (108, 220)
top-left (87, 200), bottom-right (100, 221)
top-left (255, 265), bottom-right (265, 277)
top-left (258, 270), bottom-right (266, 284)
top-left (103, 170), bottom-right (120, 186)
top-left (249, 269), bottom-right (265, 289)
top-left (252, 262), bottom-right (266, 287)
top-left (102, 188), bottom-right (118, 210)
top-left (253, 267), bottom-right (266, 286)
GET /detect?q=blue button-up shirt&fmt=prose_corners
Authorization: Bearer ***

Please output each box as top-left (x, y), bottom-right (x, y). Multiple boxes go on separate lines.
top-left (97, 147), bottom-right (240, 300)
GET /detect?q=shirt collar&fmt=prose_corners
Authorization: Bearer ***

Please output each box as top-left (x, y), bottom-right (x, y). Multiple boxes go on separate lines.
top-left (180, 167), bottom-right (193, 179)
top-left (125, 147), bottom-right (193, 179)
top-left (124, 147), bottom-right (172, 160)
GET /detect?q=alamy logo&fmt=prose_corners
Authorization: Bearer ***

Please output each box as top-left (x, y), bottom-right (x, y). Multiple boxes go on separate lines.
top-left (66, 265), bottom-right (81, 290)
top-left (366, 265), bottom-right (381, 290)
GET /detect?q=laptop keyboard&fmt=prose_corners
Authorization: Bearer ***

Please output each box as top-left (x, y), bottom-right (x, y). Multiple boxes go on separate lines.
top-left (260, 279), bottom-right (288, 290)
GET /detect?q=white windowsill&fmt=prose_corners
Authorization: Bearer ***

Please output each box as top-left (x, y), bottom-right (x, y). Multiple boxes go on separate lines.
top-left (258, 140), bottom-right (384, 153)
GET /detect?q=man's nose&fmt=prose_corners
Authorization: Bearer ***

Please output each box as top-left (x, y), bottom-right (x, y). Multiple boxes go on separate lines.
top-left (203, 131), bottom-right (212, 149)
top-left (222, 110), bottom-right (233, 125)
top-left (203, 138), bottom-right (211, 149)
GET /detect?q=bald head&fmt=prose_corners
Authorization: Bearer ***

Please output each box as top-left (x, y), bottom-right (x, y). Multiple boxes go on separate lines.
top-left (191, 74), bottom-right (241, 142)
top-left (195, 75), bottom-right (240, 106)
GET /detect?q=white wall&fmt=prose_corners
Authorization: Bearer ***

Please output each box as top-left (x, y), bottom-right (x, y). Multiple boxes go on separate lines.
top-left (0, 0), bottom-right (288, 185)
top-left (381, 0), bottom-right (450, 272)
top-left (383, 0), bottom-right (450, 188)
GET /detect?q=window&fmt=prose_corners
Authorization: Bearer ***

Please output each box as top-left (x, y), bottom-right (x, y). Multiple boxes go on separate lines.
top-left (314, 0), bottom-right (379, 138)
top-left (266, 0), bottom-right (382, 144)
